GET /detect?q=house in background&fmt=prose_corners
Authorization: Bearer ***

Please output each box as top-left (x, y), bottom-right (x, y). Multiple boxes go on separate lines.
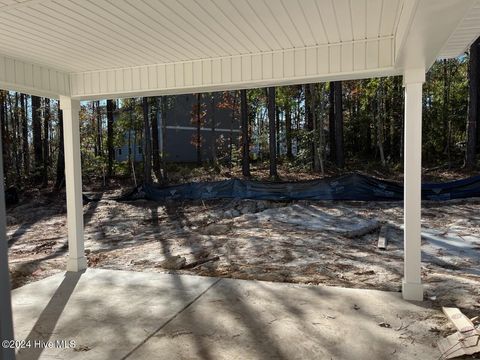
top-left (115, 93), bottom-right (240, 164)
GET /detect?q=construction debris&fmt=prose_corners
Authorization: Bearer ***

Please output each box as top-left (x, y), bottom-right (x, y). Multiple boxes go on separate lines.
top-left (254, 203), bottom-right (380, 237)
top-left (437, 307), bottom-right (480, 359)
top-left (377, 225), bottom-right (389, 250)
top-left (6, 189), bottom-right (480, 313)
top-left (183, 256), bottom-right (220, 269)
top-left (158, 256), bottom-right (187, 270)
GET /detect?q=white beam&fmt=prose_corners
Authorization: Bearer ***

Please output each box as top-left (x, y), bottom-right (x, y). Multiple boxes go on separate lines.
top-left (402, 68), bottom-right (425, 301)
top-left (0, 123), bottom-right (15, 359)
top-left (69, 39), bottom-right (396, 100)
top-left (0, 54), bottom-right (70, 99)
top-left (60, 97), bottom-right (87, 272)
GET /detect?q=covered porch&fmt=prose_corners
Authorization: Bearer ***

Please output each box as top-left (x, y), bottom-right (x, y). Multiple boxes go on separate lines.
top-left (1, 0), bottom-right (480, 358)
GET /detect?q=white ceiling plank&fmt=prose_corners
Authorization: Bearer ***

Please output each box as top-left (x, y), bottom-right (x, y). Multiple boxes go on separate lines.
top-left (42, 1), bottom-right (161, 66)
top-left (380, 0), bottom-right (402, 36)
top-left (366, 0), bottom-right (383, 39)
top-left (315, 0), bottom-right (340, 44)
top-left (81, 0), bottom-right (184, 61)
top-left (159, 0), bottom-right (240, 56)
top-left (351, 0), bottom-right (367, 40)
top-left (104, 0), bottom-right (207, 60)
top-left (298, 0), bottom-right (328, 45)
top-left (211, 0), bottom-right (271, 51)
top-left (229, 0), bottom-right (283, 50)
top-left (4, 4), bottom-right (148, 69)
top-left (0, 26), bottom-right (108, 71)
top-left (187, 0), bottom-right (257, 54)
top-left (268, 0), bottom-right (305, 47)
top-left (333, 0), bottom-right (354, 42)
top-left (246, 0), bottom-right (291, 49)
top-left (67, 0), bottom-right (173, 62)
top-left (141, 0), bottom-right (226, 58)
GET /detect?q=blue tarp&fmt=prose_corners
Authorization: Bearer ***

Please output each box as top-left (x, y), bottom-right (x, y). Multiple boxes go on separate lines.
top-left (118, 173), bottom-right (480, 202)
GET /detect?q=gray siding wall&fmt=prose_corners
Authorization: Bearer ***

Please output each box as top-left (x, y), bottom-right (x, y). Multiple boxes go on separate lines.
top-left (115, 93), bottom-right (240, 163)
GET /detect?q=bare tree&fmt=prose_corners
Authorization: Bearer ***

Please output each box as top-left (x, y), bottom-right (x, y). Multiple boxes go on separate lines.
top-left (333, 81), bottom-right (345, 168)
top-left (268, 87), bottom-right (278, 178)
top-left (106, 99), bottom-right (115, 180)
top-left (55, 101), bottom-right (65, 189)
top-left (143, 97), bottom-right (152, 183)
top-left (21, 94), bottom-right (29, 179)
top-left (240, 89), bottom-right (250, 177)
top-left (196, 93), bottom-right (202, 165)
top-left (32, 95), bottom-right (42, 184)
top-left (42, 98), bottom-right (50, 187)
top-left (310, 84), bottom-right (324, 174)
top-left (466, 37), bottom-right (480, 169)
top-left (329, 83), bottom-right (336, 161)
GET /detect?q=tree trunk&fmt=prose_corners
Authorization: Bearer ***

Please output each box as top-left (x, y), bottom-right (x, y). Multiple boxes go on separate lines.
top-left (55, 101), bottom-right (65, 189)
top-left (21, 94), bottom-right (29, 179)
top-left (442, 60), bottom-right (453, 168)
top-left (143, 97), bottom-right (152, 183)
top-left (32, 95), bottom-right (43, 184)
top-left (240, 89), bottom-right (250, 177)
top-left (268, 87), bottom-right (277, 178)
top-left (160, 96), bottom-right (168, 182)
top-left (285, 103), bottom-right (293, 160)
top-left (210, 94), bottom-right (218, 168)
top-left (96, 100), bottom-right (102, 157)
top-left (310, 84), bottom-right (322, 173)
top-left (466, 37), bottom-right (479, 169)
top-left (12, 93), bottom-right (20, 183)
top-left (42, 98), bottom-right (50, 187)
top-left (128, 99), bottom-right (135, 184)
top-left (334, 81), bottom-right (345, 168)
top-left (376, 82), bottom-right (386, 167)
top-left (329, 82), bottom-right (336, 161)
top-left (276, 105), bottom-right (281, 156)
top-left (196, 93), bottom-right (202, 165)
top-left (151, 98), bottom-right (161, 179)
top-left (305, 84), bottom-right (314, 167)
top-left (106, 99), bottom-right (115, 180)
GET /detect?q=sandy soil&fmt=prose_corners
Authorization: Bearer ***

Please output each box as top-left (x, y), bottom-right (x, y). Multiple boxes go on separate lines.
top-left (6, 187), bottom-right (480, 342)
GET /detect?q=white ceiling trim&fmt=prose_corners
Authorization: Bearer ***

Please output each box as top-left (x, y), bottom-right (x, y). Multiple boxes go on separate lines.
top-left (70, 38), bottom-right (395, 100)
top-left (0, 54), bottom-right (70, 98)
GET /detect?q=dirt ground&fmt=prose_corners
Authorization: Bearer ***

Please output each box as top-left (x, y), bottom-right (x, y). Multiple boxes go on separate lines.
top-left (5, 185), bottom-right (480, 345)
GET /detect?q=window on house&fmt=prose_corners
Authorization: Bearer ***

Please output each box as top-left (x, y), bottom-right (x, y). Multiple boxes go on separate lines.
top-left (118, 148), bottom-right (122, 155)
top-left (138, 147), bottom-right (143, 154)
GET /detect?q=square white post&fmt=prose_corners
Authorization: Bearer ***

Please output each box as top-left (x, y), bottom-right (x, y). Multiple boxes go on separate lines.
top-left (60, 97), bottom-right (87, 272)
top-left (402, 69), bottom-right (425, 301)
top-left (0, 119), bottom-right (15, 359)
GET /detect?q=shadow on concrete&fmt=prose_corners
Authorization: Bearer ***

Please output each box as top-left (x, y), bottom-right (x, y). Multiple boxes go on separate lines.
top-left (17, 271), bottom-right (83, 360)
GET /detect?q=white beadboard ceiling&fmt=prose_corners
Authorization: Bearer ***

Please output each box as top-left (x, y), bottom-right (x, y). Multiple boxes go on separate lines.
top-left (0, 0), bottom-right (404, 73)
top-left (0, 0), bottom-right (479, 99)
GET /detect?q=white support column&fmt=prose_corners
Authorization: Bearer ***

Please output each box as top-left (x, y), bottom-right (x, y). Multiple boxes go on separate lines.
top-left (402, 69), bottom-right (425, 301)
top-left (60, 97), bottom-right (87, 272)
top-left (0, 119), bottom-right (15, 359)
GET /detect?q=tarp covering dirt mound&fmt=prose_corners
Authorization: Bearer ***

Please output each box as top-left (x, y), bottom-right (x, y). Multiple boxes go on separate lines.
top-left (118, 173), bottom-right (480, 202)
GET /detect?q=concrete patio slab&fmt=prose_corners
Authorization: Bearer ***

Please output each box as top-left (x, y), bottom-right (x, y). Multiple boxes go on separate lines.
top-left (11, 269), bottom-right (442, 360)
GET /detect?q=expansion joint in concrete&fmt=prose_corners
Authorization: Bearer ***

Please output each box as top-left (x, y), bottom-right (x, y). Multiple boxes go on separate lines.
top-left (121, 278), bottom-right (222, 360)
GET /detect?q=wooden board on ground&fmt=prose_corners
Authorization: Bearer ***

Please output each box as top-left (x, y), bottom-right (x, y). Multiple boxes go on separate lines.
top-left (378, 225), bottom-right (389, 250)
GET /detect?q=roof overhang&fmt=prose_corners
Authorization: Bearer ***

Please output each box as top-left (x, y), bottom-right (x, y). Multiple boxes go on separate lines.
top-left (0, 0), bottom-right (479, 100)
